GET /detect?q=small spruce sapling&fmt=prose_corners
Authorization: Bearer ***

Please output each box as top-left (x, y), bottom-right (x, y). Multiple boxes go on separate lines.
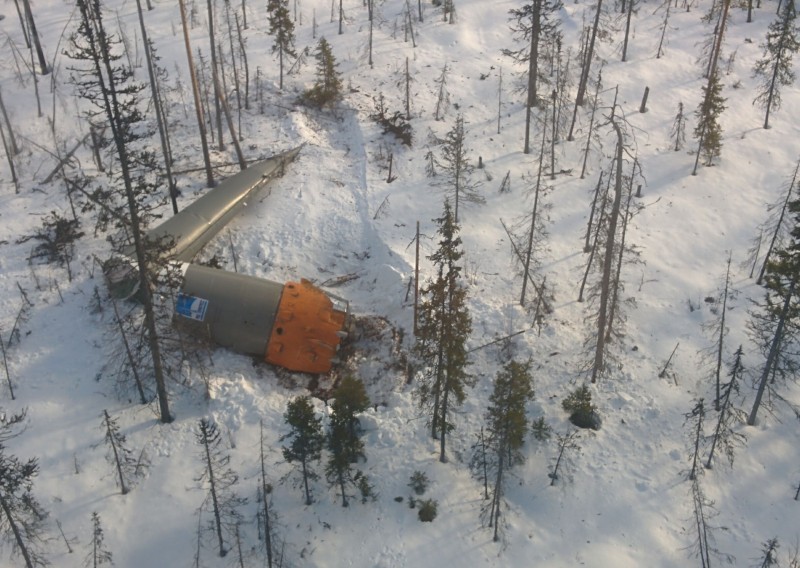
top-left (85, 512), bottom-right (113, 567)
top-left (408, 471), bottom-right (429, 495)
top-left (417, 498), bottom-right (438, 522)
top-left (562, 384), bottom-right (600, 429)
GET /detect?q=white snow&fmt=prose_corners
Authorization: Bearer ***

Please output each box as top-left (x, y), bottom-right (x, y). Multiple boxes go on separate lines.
top-left (0, 0), bottom-right (798, 566)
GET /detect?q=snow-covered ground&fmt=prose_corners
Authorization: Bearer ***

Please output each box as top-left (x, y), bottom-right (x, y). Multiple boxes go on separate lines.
top-left (0, 0), bottom-right (799, 565)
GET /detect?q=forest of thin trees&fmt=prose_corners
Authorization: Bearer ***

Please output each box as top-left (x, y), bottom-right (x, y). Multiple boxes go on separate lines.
top-left (0, 0), bottom-right (798, 565)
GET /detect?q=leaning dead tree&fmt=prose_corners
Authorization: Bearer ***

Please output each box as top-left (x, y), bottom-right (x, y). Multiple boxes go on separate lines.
top-left (590, 119), bottom-right (625, 383)
top-left (178, 0), bottom-right (215, 187)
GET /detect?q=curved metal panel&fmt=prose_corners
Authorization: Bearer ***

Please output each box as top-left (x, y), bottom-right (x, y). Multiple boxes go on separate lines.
top-left (176, 264), bottom-right (284, 356)
top-left (130, 146), bottom-right (303, 262)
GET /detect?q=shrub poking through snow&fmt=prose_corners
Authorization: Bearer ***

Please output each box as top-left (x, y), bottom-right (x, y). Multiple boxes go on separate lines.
top-left (417, 499), bottom-right (438, 522)
top-left (408, 471), bottom-right (429, 495)
top-left (562, 384), bottom-right (600, 430)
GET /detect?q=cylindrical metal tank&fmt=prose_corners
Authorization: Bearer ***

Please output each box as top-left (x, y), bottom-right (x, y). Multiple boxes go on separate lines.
top-left (175, 264), bottom-right (348, 374)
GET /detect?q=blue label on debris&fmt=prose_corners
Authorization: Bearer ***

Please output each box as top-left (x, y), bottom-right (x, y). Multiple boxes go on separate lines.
top-left (176, 293), bottom-right (209, 322)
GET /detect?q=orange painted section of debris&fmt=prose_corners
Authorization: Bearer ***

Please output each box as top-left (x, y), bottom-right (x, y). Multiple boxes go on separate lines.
top-left (265, 280), bottom-right (347, 374)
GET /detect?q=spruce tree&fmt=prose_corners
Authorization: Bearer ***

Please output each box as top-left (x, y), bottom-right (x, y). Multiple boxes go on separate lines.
top-left (684, 399), bottom-right (706, 481)
top-left (693, 71), bottom-right (726, 170)
top-left (483, 359), bottom-right (534, 542)
top-left (281, 396), bottom-right (324, 505)
top-left (66, 0), bottom-right (172, 423)
top-left (267, 0), bottom-right (296, 90)
top-left (325, 376), bottom-right (370, 507)
top-left (748, 187), bottom-right (800, 424)
top-left (85, 512), bottom-right (113, 567)
top-left (434, 115), bottom-right (484, 223)
top-left (414, 200), bottom-right (474, 463)
top-left (101, 409), bottom-right (140, 495)
top-left (670, 102), bottom-right (687, 151)
top-left (303, 37), bottom-right (342, 109)
top-left (0, 410), bottom-right (47, 568)
top-left (753, 0), bottom-right (799, 129)
top-left (705, 346), bottom-right (747, 469)
top-left (195, 418), bottom-right (246, 557)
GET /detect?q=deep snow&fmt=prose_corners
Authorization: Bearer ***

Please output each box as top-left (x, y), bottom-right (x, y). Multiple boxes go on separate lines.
top-left (0, 0), bottom-right (799, 566)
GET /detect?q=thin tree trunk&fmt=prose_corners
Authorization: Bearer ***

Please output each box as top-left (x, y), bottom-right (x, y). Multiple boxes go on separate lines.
top-left (491, 453), bottom-right (504, 541)
top-left (622, 0), bottom-right (634, 61)
top-left (135, 0), bottom-right (178, 214)
top-left (689, 401), bottom-right (704, 480)
top-left (592, 120), bottom-right (624, 383)
top-left (580, 70), bottom-right (602, 179)
top-left (578, 183), bottom-right (608, 302)
top-left (759, 160), bottom-right (800, 283)
top-left (202, 427), bottom-right (227, 556)
top-left (705, 374), bottom-right (733, 468)
top-left (234, 13), bottom-right (249, 109)
top-left (584, 172), bottom-right (604, 252)
top-left (104, 410), bottom-right (129, 494)
top-left (0, 491), bottom-right (34, 568)
top-left (714, 254), bottom-right (732, 410)
top-left (521, 120), bottom-right (547, 306)
top-left (576, 0), bottom-right (602, 107)
top-left (0, 328), bottom-right (14, 400)
top-left (605, 178), bottom-right (634, 341)
top-left (179, 0), bottom-right (215, 188)
top-left (211, 70), bottom-right (247, 170)
top-left (523, 0), bottom-right (541, 154)
top-left (301, 458), bottom-right (312, 505)
top-left (0, 88), bottom-right (21, 155)
top-left (748, 279), bottom-right (795, 425)
top-left (80, 0), bottom-right (172, 422)
top-left (110, 277), bottom-right (147, 404)
top-left (0, 122), bottom-right (19, 193)
top-left (259, 421), bottom-right (274, 568)
top-left (439, 374), bottom-right (450, 462)
top-left (13, 0), bottom-right (31, 48)
top-left (21, 0), bottom-right (49, 75)
top-left (207, 0), bottom-right (224, 150)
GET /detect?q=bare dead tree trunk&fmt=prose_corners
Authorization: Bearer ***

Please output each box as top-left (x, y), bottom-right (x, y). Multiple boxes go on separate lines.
top-left (580, 69), bottom-right (602, 179)
top-left (0, 88), bottom-right (21, 155)
top-left (211, 70), bottom-right (247, 170)
top-left (0, 328), bottom-right (14, 400)
top-left (234, 12), bottom-right (249, 109)
top-left (13, 0), bottom-right (31, 48)
top-left (621, 0), bottom-right (634, 61)
top-left (713, 253), bottom-right (732, 410)
top-left (0, 121), bottom-right (20, 193)
top-left (179, 0), bottom-right (215, 187)
top-left (584, 171), bottom-right (604, 252)
top-left (605, 173), bottom-right (635, 341)
top-left (591, 120), bottom-right (624, 383)
top-left (21, 0), bottom-right (49, 75)
top-left (135, 0), bottom-right (178, 214)
top-left (110, 295), bottom-right (147, 404)
top-left (520, 117), bottom-right (548, 306)
top-left (207, 0), bottom-right (224, 150)
top-left (103, 410), bottom-right (129, 494)
top-left (259, 421), bottom-right (274, 568)
top-left (568, 0), bottom-right (603, 142)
